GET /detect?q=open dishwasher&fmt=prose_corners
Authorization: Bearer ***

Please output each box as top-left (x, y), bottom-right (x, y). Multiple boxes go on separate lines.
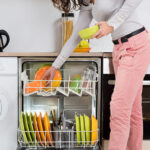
top-left (17, 57), bottom-right (101, 150)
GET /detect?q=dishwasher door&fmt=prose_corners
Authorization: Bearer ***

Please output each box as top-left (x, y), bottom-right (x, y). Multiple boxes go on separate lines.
top-left (18, 57), bottom-right (101, 150)
top-left (0, 57), bottom-right (18, 150)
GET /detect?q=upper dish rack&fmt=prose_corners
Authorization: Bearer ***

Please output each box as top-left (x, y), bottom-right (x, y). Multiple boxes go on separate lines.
top-left (21, 67), bottom-right (99, 97)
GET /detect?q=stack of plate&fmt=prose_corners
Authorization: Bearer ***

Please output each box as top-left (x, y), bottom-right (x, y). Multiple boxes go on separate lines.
top-left (20, 112), bottom-right (54, 147)
top-left (75, 114), bottom-right (98, 146)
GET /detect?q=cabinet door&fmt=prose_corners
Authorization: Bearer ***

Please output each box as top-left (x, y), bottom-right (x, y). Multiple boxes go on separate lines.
top-left (0, 57), bottom-right (18, 150)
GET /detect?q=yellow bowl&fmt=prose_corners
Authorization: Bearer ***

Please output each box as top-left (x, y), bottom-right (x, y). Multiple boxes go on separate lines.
top-left (78, 25), bottom-right (100, 40)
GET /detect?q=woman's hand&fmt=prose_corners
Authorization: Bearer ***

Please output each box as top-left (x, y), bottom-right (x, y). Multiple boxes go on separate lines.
top-left (91, 22), bottom-right (114, 39)
top-left (42, 66), bottom-right (57, 87)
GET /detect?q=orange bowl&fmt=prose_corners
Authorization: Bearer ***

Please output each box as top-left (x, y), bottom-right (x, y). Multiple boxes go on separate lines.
top-left (34, 65), bottom-right (62, 92)
top-left (25, 81), bottom-right (45, 94)
top-left (73, 48), bottom-right (91, 53)
top-left (25, 65), bottom-right (62, 94)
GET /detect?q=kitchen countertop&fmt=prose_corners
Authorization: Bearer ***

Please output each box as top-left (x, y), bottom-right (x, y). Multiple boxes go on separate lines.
top-left (103, 52), bottom-right (112, 58)
top-left (0, 52), bottom-right (112, 57)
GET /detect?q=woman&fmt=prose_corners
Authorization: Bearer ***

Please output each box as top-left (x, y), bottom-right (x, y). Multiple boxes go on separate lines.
top-left (43, 0), bottom-right (150, 149)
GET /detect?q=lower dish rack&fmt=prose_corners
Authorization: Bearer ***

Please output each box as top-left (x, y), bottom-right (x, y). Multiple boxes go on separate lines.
top-left (17, 129), bottom-right (99, 149)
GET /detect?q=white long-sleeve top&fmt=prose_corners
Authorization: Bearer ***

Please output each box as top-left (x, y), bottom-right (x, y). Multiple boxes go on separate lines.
top-left (52, 0), bottom-right (143, 69)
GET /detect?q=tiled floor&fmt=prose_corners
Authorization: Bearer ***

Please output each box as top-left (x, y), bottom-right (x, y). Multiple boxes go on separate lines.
top-left (102, 140), bottom-right (150, 150)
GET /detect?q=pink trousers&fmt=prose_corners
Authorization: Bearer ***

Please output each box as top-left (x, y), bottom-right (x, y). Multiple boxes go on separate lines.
top-left (108, 29), bottom-right (150, 150)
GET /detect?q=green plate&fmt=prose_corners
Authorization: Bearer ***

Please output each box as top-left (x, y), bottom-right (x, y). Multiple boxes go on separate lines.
top-left (84, 114), bottom-right (91, 145)
top-left (78, 25), bottom-right (100, 40)
top-left (75, 114), bottom-right (81, 145)
top-left (70, 75), bottom-right (81, 93)
top-left (24, 112), bottom-right (34, 145)
top-left (28, 112), bottom-right (39, 146)
top-left (20, 112), bottom-right (29, 146)
top-left (80, 115), bottom-right (85, 145)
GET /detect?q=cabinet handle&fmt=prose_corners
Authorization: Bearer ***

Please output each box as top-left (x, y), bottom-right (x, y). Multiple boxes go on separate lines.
top-left (108, 80), bottom-right (115, 85)
top-left (0, 99), bottom-right (2, 116)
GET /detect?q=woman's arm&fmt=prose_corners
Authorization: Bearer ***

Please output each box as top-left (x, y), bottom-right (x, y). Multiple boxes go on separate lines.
top-left (91, 0), bottom-right (142, 39)
top-left (52, 2), bottom-right (93, 69)
top-left (108, 0), bottom-right (142, 30)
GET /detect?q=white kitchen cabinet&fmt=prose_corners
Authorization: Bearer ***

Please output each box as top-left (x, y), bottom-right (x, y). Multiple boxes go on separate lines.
top-left (0, 57), bottom-right (18, 150)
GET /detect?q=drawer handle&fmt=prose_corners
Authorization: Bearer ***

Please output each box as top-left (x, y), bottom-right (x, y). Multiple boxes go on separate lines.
top-left (142, 81), bottom-right (150, 86)
top-left (108, 80), bottom-right (150, 86)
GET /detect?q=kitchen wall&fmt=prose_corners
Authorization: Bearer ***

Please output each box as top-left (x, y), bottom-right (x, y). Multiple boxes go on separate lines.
top-left (0, 0), bottom-right (62, 52)
top-left (0, 0), bottom-right (150, 52)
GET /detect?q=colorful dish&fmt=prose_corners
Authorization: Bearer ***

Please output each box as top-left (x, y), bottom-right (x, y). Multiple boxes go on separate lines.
top-left (78, 25), bottom-right (100, 40)
top-left (70, 75), bottom-right (82, 94)
top-left (43, 112), bottom-right (53, 146)
top-left (20, 112), bottom-right (29, 146)
top-left (75, 114), bottom-right (81, 145)
top-left (25, 64), bottom-right (62, 94)
top-left (84, 114), bottom-right (91, 145)
top-left (80, 114), bottom-right (86, 145)
top-left (34, 65), bottom-right (62, 92)
top-left (28, 112), bottom-right (39, 146)
top-left (25, 81), bottom-right (45, 94)
top-left (37, 112), bottom-right (48, 146)
top-left (24, 112), bottom-right (33, 145)
top-left (46, 112), bottom-right (53, 143)
top-left (33, 112), bottom-right (43, 146)
top-left (91, 115), bottom-right (98, 146)
top-left (73, 48), bottom-right (91, 53)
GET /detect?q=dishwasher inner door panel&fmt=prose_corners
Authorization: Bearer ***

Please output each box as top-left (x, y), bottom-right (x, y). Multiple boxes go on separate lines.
top-left (17, 58), bottom-right (101, 150)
